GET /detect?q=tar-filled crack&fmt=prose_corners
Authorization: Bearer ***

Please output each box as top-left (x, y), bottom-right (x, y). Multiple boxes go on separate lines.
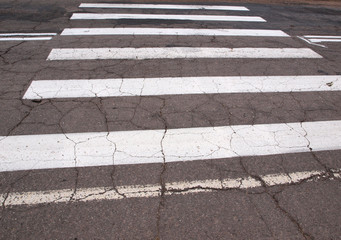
top-left (238, 157), bottom-right (314, 240)
top-left (156, 97), bottom-right (167, 240)
top-left (249, 196), bottom-right (275, 238)
top-left (271, 193), bottom-right (314, 240)
top-left (299, 122), bottom-right (339, 179)
top-left (92, 98), bottom-right (126, 198)
top-left (65, 134), bottom-right (80, 202)
top-left (1, 170), bottom-right (32, 217)
top-left (0, 42), bottom-right (24, 65)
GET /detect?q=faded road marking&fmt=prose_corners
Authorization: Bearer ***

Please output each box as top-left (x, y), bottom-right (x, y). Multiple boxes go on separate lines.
top-left (1, 169), bottom-right (340, 206)
top-left (0, 33), bottom-right (57, 36)
top-left (23, 75), bottom-right (341, 99)
top-left (0, 37), bottom-right (53, 41)
top-left (1, 120), bottom-right (341, 172)
top-left (309, 39), bottom-right (341, 43)
top-left (299, 35), bottom-right (341, 48)
top-left (0, 33), bottom-right (56, 41)
top-left (61, 28), bottom-right (289, 37)
top-left (303, 35), bottom-right (341, 39)
top-left (79, 3), bottom-right (249, 11)
top-left (71, 13), bottom-right (266, 22)
top-left (47, 48), bottom-right (322, 60)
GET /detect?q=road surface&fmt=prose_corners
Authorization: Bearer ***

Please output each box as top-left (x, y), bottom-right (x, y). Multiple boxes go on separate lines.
top-left (0, 1), bottom-right (341, 239)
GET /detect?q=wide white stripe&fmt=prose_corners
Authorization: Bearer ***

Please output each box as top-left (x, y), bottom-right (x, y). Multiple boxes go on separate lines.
top-left (0, 33), bottom-right (56, 36)
top-left (79, 3), bottom-right (249, 11)
top-left (61, 28), bottom-right (289, 37)
top-left (0, 37), bottom-right (52, 41)
top-left (309, 39), bottom-right (341, 43)
top-left (1, 120), bottom-right (341, 172)
top-left (2, 168), bottom-right (339, 206)
top-left (304, 35), bottom-right (341, 39)
top-left (71, 13), bottom-right (266, 22)
top-left (23, 75), bottom-right (341, 100)
top-left (47, 48), bottom-right (322, 60)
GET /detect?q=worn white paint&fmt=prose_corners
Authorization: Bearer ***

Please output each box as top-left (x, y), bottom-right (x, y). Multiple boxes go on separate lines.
top-left (70, 13), bottom-right (266, 22)
top-left (297, 36), bottom-right (326, 48)
top-left (61, 28), bottom-right (289, 37)
top-left (47, 48), bottom-right (322, 60)
top-left (23, 75), bottom-right (341, 99)
top-left (79, 3), bottom-right (249, 11)
top-left (303, 35), bottom-right (341, 39)
top-left (2, 168), bottom-right (339, 206)
top-left (309, 39), bottom-right (341, 43)
top-left (0, 37), bottom-right (53, 41)
top-left (0, 33), bottom-right (56, 36)
top-left (299, 35), bottom-right (341, 47)
top-left (1, 120), bottom-right (341, 172)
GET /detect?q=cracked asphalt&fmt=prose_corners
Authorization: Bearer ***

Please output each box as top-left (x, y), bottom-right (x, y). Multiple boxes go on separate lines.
top-left (1, 0), bottom-right (341, 239)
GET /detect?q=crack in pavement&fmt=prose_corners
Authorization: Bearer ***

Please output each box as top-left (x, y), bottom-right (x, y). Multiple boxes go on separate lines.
top-left (238, 158), bottom-right (312, 240)
top-left (156, 97), bottom-right (167, 240)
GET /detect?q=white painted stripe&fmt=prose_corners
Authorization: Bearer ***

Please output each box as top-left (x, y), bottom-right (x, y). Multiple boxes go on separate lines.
top-left (304, 35), bottom-right (341, 39)
top-left (61, 28), bottom-right (289, 37)
top-left (23, 75), bottom-right (341, 100)
top-left (79, 3), bottom-right (249, 11)
top-left (297, 36), bottom-right (326, 48)
top-left (0, 33), bottom-right (56, 36)
top-left (0, 37), bottom-right (53, 41)
top-left (309, 39), bottom-right (341, 43)
top-left (70, 13), bottom-right (266, 22)
top-left (2, 168), bottom-right (339, 206)
top-left (1, 120), bottom-right (341, 172)
top-left (47, 48), bottom-right (322, 60)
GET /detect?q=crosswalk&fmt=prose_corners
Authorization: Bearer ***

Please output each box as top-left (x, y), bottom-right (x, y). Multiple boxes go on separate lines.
top-left (2, 3), bottom-right (341, 206)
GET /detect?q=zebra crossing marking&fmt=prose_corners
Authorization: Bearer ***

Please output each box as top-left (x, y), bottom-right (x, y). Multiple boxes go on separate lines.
top-left (70, 13), bottom-right (266, 22)
top-left (23, 75), bottom-right (341, 100)
top-left (61, 28), bottom-right (289, 37)
top-left (1, 120), bottom-right (341, 172)
top-left (47, 47), bottom-right (322, 60)
top-left (79, 3), bottom-right (249, 11)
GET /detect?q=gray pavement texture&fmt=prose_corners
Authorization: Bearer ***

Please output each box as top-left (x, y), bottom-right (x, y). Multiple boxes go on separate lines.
top-left (0, 0), bottom-right (341, 239)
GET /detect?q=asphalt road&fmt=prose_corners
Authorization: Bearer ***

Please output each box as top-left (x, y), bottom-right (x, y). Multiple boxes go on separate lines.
top-left (0, 1), bottom-right (341, 239)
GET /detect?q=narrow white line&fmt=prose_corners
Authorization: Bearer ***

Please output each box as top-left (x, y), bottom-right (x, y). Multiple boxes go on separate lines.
top-left (304, 35), bottom-right (341, 39)
top-left (79, 3), bottom-right (249, 11)
top-left (0, 33), bottom-right (57, 36)
top-left (61, 28), bottom-right (289, 37)
top-left (23, 75), bottom-right (341, 100)
top-left (70, 13), bottom-right (266, 22)
top-left (297, 36), bottom-right (326, 48)
top-left (1, 120), bottom-right (341, 172)
top-left (47, 48), bottom-right (322, 60)
top-left (309, 39), bottom-right (341, 43)
top-left (0, 37), bottom-right (53, 41)
top-left (2, 168), bottom-right (340, 206)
